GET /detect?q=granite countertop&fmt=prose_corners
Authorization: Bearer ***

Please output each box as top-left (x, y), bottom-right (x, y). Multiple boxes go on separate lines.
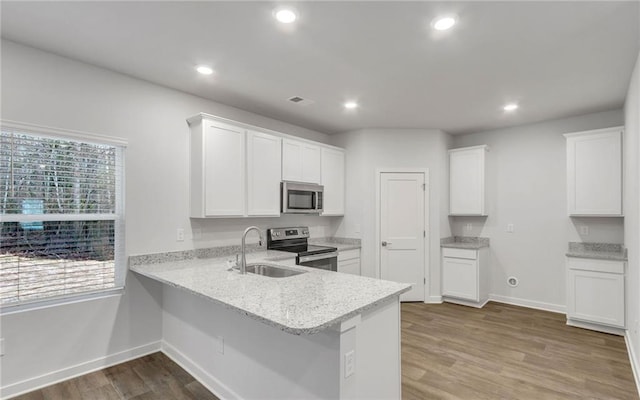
top-left (310, 237), bottom-right (361, 252)
top-left (566, 242), bottom-right (627, 261)
top-left (130, 248), bottom-right (409, 336)
top-left (440, 236), bottom-right (490, 249)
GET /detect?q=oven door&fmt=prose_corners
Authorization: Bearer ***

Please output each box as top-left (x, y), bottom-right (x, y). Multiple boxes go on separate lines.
top-left (297, 252), bottom-right (338, 271)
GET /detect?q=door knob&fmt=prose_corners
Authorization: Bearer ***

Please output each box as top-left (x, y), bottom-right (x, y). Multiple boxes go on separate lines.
top-left (382, 241), bottom-right (392, 246)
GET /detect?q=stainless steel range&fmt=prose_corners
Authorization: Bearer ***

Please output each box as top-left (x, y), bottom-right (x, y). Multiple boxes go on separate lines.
top-left (267, 227), bottom-right (338, 271)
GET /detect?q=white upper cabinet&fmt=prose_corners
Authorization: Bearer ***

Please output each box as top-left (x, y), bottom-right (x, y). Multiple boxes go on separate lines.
top-left (565, 127), bottom-right (623, 216)
top-left (449, 145), bottom-right (488, 216)
top-left (247, 130), bottom-right (282, 216)
top-left (188, 113), bottom-right (345, 218)
top-left (282, 138), bottom-right (321, 184)
top-left (188, 115), bottom-right (282, 218)
top-left (321, 147), bottom-right (345, 216)
top-left (190, 118), bottom-right (246, 217)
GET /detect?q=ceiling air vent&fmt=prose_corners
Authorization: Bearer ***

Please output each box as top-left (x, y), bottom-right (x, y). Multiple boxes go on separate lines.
top-left (287, 96), bottom-right (315, 106)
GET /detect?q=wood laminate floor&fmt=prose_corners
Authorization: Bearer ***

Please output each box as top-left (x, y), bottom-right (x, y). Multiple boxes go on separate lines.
top-left (10, 352), bottom-right (219, 400)
top-left (11, 302), bottom-right (639, 399)
top-left (402, 302), bottom-right (638, 400)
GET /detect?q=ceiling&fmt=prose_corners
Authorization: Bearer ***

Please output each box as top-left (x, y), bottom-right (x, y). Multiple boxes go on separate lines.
top-left (1, 1), bottom-right (639, 135)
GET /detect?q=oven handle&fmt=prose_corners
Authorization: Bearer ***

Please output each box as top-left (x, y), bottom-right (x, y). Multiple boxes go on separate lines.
top-left (298, 252), bottom-right (339, 263)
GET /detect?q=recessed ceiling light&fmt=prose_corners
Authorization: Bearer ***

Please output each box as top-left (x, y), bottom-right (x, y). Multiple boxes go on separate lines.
top-left (503, 103), bottom-right (519, 112)
top-left (432, 16), bottom-right (457, 31)
top-left (344, 101), bottom-right (358, 110)
top-left (274, 8), bottom-right (297, 24)
top-left (196, 65), bottom-right (214, 75)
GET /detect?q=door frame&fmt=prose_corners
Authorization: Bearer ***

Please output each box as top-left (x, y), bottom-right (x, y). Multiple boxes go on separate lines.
top-left (375, 168), bottom-right (430, 302)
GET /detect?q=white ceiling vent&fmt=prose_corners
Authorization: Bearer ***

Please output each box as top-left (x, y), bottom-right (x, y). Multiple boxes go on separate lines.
top-left (287, 96), bottom-right (315, 106)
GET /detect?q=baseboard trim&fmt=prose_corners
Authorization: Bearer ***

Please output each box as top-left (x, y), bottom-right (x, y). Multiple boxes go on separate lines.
top-left (442, 296), bottom-right (489, 308)
top-left (425, 295), bottom-right (443, 304)
top-left (489, 294), bottom-right (566, 314)
top-left (566, 319), bottom-right (625, 336)
top-left (161, 340), bottom-right (240, 400)
top-left (625, 331), bottom-right (640, 398)
top-left (1, 341), bottom-right (162, 399)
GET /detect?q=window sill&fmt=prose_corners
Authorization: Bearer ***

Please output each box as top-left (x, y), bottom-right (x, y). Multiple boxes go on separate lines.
top-left (0, 287), bottom-right (125, 315)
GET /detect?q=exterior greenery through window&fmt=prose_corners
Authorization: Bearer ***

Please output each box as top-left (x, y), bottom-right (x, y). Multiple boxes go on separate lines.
top-left (0, 124), bottom-right (125, 306)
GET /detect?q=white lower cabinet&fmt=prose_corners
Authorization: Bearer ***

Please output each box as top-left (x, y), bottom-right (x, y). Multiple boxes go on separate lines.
top-left (566, 257), bottom-right (625, 332)
top-left (442, 247), bottom-right (488, 307)
top-left (338, 249), bottom-right (360, 275)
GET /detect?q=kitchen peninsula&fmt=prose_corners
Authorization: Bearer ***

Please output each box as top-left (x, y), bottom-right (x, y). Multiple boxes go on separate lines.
top-left (130, 248), bottom-right (410, 400)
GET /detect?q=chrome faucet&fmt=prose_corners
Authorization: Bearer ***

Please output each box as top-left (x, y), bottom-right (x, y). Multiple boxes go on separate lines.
top-left (240, 226), bottom-right (263, 274)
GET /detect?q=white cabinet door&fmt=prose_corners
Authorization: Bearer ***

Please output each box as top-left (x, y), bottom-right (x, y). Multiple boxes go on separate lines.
top-left (282, 138), bottom-right (321, 184)
top-left (203, 122), bottom-right (245, 217)
top-left (565, 127), bottom-right (623, 216)
top-left (567, 258), bottom-right (625, 328)
top-left (247, 130), bottom-right (282, 216)
top-left (567, 269), bottom-right (625, 328)
top-left (282, 139), bottom-right (303, 182)
top-left (321, 147), bottom-right (345, 215)
top-left (338, 258), bottom-right (361, 275)
top-left (338, 249), bottom-right (360, 275)
top-left (449, 145), bottom-right (487, 216)
top-left (442, 256), bottom-right (478, 301)
top-left (301, 144), bottom-right (321, 184)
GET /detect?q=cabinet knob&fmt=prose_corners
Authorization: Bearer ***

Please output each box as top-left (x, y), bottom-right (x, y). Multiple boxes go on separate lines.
top-left (382, 241), bottom-right (392, 247)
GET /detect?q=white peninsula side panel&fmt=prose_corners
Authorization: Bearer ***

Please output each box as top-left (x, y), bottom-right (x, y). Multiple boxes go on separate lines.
top-left (161, 285), bottom-right (401, 400)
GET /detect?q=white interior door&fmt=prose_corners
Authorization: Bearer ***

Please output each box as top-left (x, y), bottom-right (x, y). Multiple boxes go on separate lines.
top-left (380, 172), bottom-right (426, 302)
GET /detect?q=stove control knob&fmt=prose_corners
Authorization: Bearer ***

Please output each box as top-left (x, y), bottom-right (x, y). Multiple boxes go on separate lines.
top-left (274, 232), bottom-right (280, 237)
top-left (303, 230), bottom-right (309, 235)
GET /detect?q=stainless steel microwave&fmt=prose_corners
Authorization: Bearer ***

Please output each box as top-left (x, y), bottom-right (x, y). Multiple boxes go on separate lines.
top-left (281, 181), bottom-right (323, 214)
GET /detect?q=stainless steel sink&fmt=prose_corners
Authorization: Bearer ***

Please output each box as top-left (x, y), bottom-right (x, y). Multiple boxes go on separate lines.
top-left (245, 263), bottom-right (306, 278)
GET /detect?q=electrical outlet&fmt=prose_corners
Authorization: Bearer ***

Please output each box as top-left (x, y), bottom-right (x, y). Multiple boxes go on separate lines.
top-left (579, 226), bottom-right (589, 235)
top-left (465, 223), bottom-right (472, 232)
top-left (177, 228), bottom-right (185, 242)
top-left (216, 335), bottom-right (224, 354)
top-left (354, 224), bottom-right (361, 234)
top-left (506, 223), bottom-right (514, 233)
top-left (344, 350), bottom-right (355, 378)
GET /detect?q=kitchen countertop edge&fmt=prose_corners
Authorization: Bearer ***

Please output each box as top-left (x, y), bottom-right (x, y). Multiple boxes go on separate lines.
top-left (129, 252), bottom-right (409, 335)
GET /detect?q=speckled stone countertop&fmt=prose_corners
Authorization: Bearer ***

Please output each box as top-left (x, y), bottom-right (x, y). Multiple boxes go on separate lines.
top-left (566, 242), bottom-right (627, 261)
top-left (440, 236), bottom-right (490, 249)
top-left (309, 237), bottom-right (361, 251)
top-left (130, 249), bottom-right (409, 335)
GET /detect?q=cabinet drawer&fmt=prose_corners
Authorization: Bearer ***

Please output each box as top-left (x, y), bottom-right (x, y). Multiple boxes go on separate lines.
top-left (442, 248), bottom-right (477, 260)
top-left (567, 258), bottom-right (624, 274)
top-left (338, 249), bottom-right (360, 261)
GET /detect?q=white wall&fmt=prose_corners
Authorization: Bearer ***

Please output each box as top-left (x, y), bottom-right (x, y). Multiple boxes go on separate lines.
top-left (451, 109), bottom-right (624, 309)
top-left (624, 51), bottom-right (640, 376)
top-left (331, 129), bottom-right (452, 300)
top-left (0, 39), bottom-right (338, 393)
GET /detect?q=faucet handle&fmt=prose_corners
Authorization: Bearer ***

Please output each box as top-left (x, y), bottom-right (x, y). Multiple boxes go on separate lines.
top-left (235, 254), bottom-right (239, 265)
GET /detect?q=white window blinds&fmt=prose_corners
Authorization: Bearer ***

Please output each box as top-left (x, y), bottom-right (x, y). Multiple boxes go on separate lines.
top-left (0, 123), bottom-right (125, 307)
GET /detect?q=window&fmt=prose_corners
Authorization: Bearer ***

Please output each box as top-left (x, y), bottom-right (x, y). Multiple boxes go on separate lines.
top-left (0, 122), bottom-right (126, 308)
